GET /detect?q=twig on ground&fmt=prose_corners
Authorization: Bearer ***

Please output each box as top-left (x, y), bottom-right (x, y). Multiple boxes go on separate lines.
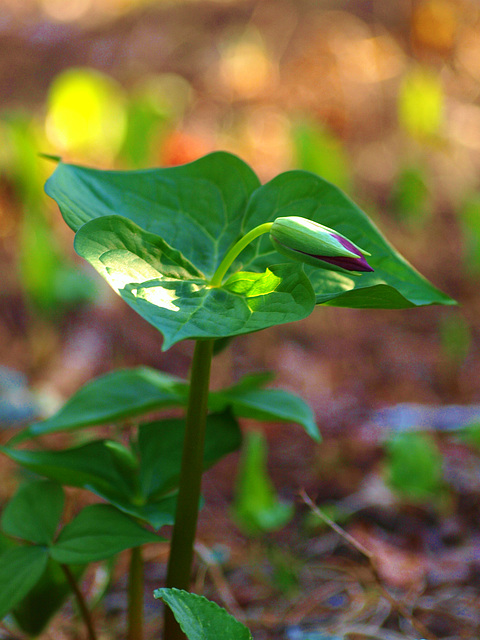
top-left (299, 489), bottom-right (437, 640)
top-left (194, 542), bottom-right (246, 623)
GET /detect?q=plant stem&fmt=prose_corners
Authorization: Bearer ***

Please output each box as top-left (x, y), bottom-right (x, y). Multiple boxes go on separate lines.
top-left (60, 564), bottom-right (97, 640)
top-left (164, 338), bottom-right (215, 640)
top-left (127, 546), bottom-right (144, 640)
top-left (210, 222), bottom-right (273, 287)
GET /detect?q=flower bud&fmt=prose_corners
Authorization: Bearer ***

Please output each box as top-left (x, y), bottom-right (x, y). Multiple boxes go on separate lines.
top-left (269, 216), bottom-right (373, 273)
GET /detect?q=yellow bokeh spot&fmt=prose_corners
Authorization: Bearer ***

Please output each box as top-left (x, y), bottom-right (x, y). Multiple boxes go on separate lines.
top-left (45, 67), bottom-right (127, 160)
top-left (398, 67), bottom-right (444, 141)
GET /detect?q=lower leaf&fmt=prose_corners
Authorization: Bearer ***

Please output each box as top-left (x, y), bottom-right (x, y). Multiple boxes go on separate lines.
top-left (0, 546), bottom-right (49, 619)
top-left (12, 559), bottom-right (85, 636)
top-left (154, 588), bottom-right (252, 640)
top-left (50, 504), bottom-right (162, 565)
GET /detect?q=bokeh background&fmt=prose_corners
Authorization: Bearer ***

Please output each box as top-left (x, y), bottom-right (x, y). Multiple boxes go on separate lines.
top-left (1, 1), bottom-right (480, 639)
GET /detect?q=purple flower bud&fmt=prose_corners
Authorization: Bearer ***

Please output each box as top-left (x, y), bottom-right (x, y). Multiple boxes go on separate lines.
top-left (320, 233), bottom-right (374, 272)
top-left (269, 216), bottom-right (374, 274)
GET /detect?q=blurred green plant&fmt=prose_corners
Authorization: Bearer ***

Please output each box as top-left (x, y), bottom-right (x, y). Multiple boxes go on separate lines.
top-left (120, 74), bottom-right (193, 168)
top-left (385, 431), bottom-right (444, 503)
top-left (438, 312), bottom-right (471, 368)
top-left (3, 114), bottom-right (96, 314)
top-left (459, 193), bottom-right (480, 277)
top-left (291, 121), bottom-right (351, 191)
top-left (391, 164), bottom-right (431, 225)
top-left (232, 430), bottom-right (294, 536)
top-left (266, 545), bottom-right (301, 596)
top-left (459, 420), bottom-right (480, 450)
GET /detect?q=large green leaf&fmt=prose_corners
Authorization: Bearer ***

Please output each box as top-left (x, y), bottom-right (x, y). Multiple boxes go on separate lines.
top-left (154, 588), bottom-right (253, 640)
top-left (0, 546), bottom-right (49, 619)
top-left (45, 152), bottom-right (261, 275)
top-left (73, 214), bottom-right (315, 349)
top-left (45, 152), bottom-right (453, 349)
top-left (241, 170), bottom-right (454, 308)
top-left (1, 480), bottom-right (64, 545)
top-left (16, 367), bottom-right (317, 441)
top-left (50, 504), bottom-right (161, 564)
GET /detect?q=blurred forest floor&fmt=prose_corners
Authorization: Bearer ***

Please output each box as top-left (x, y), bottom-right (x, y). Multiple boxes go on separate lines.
top-left (1, 1), bottom-right (480, 639)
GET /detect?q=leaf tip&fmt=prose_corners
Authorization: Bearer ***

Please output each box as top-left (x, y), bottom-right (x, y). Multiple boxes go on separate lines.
top-left (39, 153), bottom-right (62, 163)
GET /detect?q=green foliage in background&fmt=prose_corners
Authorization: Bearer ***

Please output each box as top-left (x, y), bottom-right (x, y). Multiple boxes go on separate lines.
top-left (292, 120), bottom-right (351, 192)
top-left (386, 431), bottom-right (444, 502)
top-left (232, 430), bottom-right (294, 535)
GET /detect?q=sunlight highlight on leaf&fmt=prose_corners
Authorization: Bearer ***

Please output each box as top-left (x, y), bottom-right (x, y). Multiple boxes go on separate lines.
top-left (135, 281), bottom-right (185, 313)
top-left (101, 250), bottom-right (164, 292)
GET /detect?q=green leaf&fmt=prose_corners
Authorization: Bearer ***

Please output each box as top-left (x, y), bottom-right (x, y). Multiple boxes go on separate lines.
top-left (232, 430), bottom-right (293, 535)
top-left (16, 367), bottom-right (314, 443)
top-left (0, 440), bottom-right (175, 530)
top-left (45, 152), bottom-right (260, 273)
top-left (1, 480), bottom-right (64, 545)
top-left (242, 170), bottom-right (454, 309)
top-left (50, 504), bottom-right (161, 564)
top-left (12, 560), bottom-right (84, 636)
top-left (0, 532), bottom-right (16, 555)
top-left (3, 412), bottom-right (240, 530)
top-left (154, 588), bottom-right (253, 640)
top-left (0, 546), bottom-right (49, 619)
top-left (211, 385), bottom-right (319, 442)
top-left (73, 214), bottom-right (315, 349)
top-left (1, 440), bottom-right (137, 506)
top-left (139, 412), bottom-right (242, 500)
top-left (15, 366), bottom-right (185, 442)
top-left (44, 152), bottom-right (454, 349)
top-left (118, 495), bottom-right (178, 532)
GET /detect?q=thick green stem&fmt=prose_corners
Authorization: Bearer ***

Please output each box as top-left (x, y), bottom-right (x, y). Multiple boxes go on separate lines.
top-left (127, 546), bottom-right (144, 640)
top-left (210, 222), bottom-right (273, 287)
top-left (60, 564), bottom-right (97, 640)
top-left (164, 338), bottom-right (215, 640)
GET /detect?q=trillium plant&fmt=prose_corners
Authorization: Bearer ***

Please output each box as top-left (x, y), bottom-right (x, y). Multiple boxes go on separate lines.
top-left (1, 152), bottom-right (453, 640)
